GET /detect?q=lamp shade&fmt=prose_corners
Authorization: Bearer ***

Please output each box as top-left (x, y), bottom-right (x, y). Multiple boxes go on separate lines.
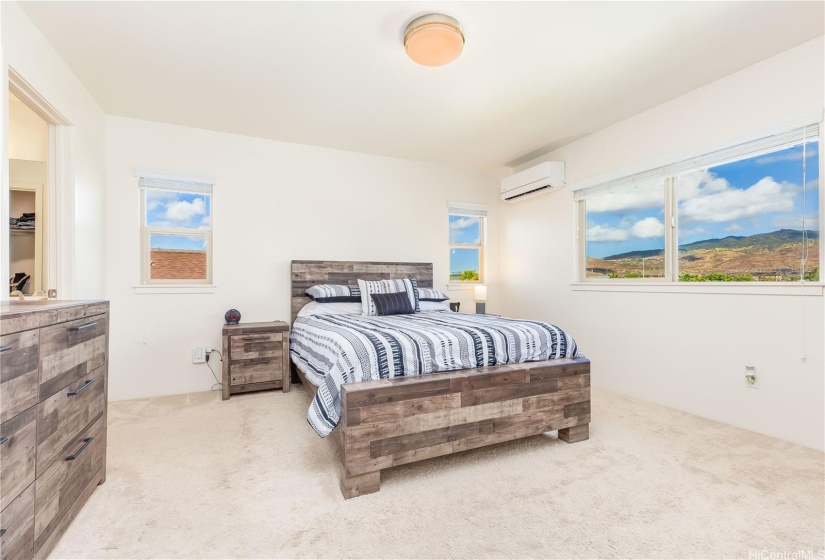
top-left (404, 14), bottom-right (464, 67)
top-left (474, 285), bottom-right (488, 302)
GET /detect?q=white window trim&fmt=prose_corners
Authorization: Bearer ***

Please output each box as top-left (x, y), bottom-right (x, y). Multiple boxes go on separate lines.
top-left (448, 202), bottom-right (488, 288)
top-left (137, 169), bottom-right (214, 290)
top-left (573, 112), bottom-right (825, 291)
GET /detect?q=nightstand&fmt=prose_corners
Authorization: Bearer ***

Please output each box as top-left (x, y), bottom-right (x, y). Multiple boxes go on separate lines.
top-left (221, 321), bottom-right (290, 400)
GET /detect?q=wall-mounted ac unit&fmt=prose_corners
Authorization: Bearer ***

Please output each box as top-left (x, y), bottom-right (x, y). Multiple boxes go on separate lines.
top-left (500, 161), bottom-right (565, 202)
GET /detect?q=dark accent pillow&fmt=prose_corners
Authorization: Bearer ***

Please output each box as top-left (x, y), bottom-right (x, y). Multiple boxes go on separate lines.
top-left (370, 291), bottom-right (414, 316)
top-left (305, 284), bottom-right (361, 303)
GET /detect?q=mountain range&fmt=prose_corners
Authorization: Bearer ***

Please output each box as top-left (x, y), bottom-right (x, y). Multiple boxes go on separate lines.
top-left (587, 229), bottom-right (819, 280)
top-left (602, 229), bottom-right (819, 261)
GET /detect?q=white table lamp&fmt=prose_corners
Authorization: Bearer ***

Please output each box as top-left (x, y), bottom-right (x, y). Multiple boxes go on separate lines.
top-left (474, 284), bottom-right (487, 314)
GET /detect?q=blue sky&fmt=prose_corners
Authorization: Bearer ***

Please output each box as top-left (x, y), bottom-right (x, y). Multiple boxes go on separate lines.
top-left (450, 215), bottom-right (481, 273)
top-left (586, 141), bottom-right (819, 258)
top-left (146, 190), bottom-right (211, 251)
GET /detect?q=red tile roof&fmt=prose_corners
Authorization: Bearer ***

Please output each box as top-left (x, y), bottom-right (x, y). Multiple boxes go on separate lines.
top-left (150, 249), bottom-right (206, 280)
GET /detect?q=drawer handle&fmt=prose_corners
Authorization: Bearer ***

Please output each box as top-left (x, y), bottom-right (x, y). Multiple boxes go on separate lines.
top-left (67, 379), bottom-right (96, 396)
top-left (0, 345), bottom-right (12, 353)
top-left (240, 335), bottom-right (271, 341)
top-left (65, 437), bottom-right (93, 461)
top-left (68, 321), bottom-right (98, 332)
top-left (0, 436), bottom-right (9, 445)
top-left (245, 358), bottom-right (272, 364)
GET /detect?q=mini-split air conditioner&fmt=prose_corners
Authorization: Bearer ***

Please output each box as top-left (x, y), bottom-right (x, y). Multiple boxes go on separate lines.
top-left (500, 161), bottom-right (565, 202)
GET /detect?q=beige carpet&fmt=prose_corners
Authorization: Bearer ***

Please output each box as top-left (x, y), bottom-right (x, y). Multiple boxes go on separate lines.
top-left (50, 386), bottom-right (824, 560)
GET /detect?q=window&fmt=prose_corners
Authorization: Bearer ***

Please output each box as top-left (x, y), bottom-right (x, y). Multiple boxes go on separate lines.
top-left (584, 178), bottom-right (667, 279)
top-left (449, 204), bottom-right (487, 283)
top-left (139, 174), bottom-right (213, 284)
top-left (577, 122), bottom-right (820, 283)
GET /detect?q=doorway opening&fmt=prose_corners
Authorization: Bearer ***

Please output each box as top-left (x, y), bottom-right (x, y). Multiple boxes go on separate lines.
top-left (6, 68), bottom-right (74, 300)
top-left (9, 91), bottom-right (48, 295)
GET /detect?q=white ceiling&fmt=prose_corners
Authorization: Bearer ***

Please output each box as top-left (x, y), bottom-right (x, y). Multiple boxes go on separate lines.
top-left (20, 1), bottom-right (825, 168)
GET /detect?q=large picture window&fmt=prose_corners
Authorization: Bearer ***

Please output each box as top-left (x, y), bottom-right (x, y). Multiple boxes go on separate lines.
top-left (578, 122), bottom-right (820, 283)
top-left (139, 175), bottom-right (213, 285)
top-left (449, 204), bottom-right (486, 283)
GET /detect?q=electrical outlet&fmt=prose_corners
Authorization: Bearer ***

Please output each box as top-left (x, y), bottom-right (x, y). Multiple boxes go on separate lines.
top-left (744, 365), bottom-right (759, 389)
top-left (192, 347), bottom-right (206, 364)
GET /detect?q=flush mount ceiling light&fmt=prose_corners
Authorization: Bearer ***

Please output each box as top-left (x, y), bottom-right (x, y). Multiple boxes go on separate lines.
top-left (404, 14), bottom-right (465, 67)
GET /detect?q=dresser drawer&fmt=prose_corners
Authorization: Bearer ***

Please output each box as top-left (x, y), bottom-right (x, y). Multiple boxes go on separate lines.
top-left (0, 484), bottom-right (34, 560)
top-left (36, 368), bottom-right (105, 474)
top-left (230, 358), bottom-right (283, 386)
top-left (38, 314), bottom-right (107, 400)
top-left (230, 333), bottom-right (283, 360)
top-left (0, 331), bottom-right (39, 424)
top-left (34, 416), bottom-right (104, 554)
top-left (0, 409), bottom-right (36, 511)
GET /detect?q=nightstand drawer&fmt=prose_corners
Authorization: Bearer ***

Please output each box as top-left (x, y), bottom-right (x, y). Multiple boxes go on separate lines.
top-left (230, 359), bottom-right (283, 386)
top-left (230, 333), bottom-right (283, 360)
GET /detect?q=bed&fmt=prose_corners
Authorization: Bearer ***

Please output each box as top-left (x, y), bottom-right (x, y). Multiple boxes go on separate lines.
top-left (290, 260), bottom-right (591, 499)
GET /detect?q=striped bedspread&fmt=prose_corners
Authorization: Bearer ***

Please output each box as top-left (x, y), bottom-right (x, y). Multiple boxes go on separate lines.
top-left (290, 311), bottom-right (582, 437)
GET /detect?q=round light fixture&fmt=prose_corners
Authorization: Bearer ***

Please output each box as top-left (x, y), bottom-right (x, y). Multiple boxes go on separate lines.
top-left (404, 14), bottom-right (464, 67)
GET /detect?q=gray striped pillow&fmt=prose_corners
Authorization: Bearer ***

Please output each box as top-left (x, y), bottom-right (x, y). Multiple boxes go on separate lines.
top-left (305, 284), bottom-right (361, 303)
top-left (382, 278), bottom-right (420, 313)
top-left (417, 288), bottom-right (449, 302)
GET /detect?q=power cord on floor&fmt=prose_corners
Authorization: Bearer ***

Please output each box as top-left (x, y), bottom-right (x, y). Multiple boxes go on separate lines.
top-left (205, 350), bottom-right (222, 392)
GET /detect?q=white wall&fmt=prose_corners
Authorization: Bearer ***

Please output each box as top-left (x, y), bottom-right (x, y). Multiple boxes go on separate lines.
top-left (105, 116), bottom-right (502, 401)
top-left (9, 92), bottom-right (47, 161)
top-left (1, 1), bottom-right (106, 299)
top-left (500, 37), bottom-right (825, 450)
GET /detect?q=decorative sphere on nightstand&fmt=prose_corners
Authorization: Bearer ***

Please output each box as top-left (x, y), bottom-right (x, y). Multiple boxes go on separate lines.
top-left (224, 309), bottom-right (241, 325)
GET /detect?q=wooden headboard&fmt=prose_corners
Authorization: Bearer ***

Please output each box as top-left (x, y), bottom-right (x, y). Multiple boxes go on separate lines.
top-left (290, 260), bottom-right (434, 324)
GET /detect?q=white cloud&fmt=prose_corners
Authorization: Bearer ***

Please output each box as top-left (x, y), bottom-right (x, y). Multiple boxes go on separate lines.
top-left (756, 146), bottom-right (818, 165)
top-left (630, 217), bottom-right (664, 238)
top-left (586, 224), bottom-right (628, 242)
top-left (679, 176), bottom-right (797, 224)
top-left (165, 197), bottom-right (206, 223)
top-left (770, 212), bottom-right (820, 230)
top-left (146, 190), bottom-right (180, 212)
top-left (676, 169), bottom-right (730, 201)
top-left (680, 226), bottom-right (707, 237)
top-left (450, 217), bottom-right (476, 231)
top-left (725, 223), bottom-right (744, 232)
top-left (585, 181), bottom-right (663, 213)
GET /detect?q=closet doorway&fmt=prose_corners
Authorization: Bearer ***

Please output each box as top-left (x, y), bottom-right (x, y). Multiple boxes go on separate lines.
top-left (9, 92), bottom-right (47, 295)
top-left (6, 69), bottom-right (74, 299)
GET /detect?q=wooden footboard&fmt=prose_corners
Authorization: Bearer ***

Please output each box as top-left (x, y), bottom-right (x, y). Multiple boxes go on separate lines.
top-left (335, 357), bottom-right (591, 498)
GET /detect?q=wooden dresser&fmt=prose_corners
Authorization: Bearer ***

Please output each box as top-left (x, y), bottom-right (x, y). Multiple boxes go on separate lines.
top-left (221, 321), bottom-right (289, 400)
top-left (0, 300), bottom-right (109, 560)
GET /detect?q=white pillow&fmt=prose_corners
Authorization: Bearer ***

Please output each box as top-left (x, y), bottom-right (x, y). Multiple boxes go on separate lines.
top-left (357, 279), bottom-right (388, 316)
top-left (419, 301), bottom-right (451, 312)
top-left (297, 301), bottom-right (363, 318)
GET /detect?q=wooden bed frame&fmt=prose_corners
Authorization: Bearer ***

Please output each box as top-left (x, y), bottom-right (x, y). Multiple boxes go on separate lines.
top-left (290, 260), bottom-right (591, 499)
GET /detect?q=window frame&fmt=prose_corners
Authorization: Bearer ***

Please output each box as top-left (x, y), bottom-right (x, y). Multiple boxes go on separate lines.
top-left (575, 118), bottom-right (824, 287)
top-left (138, 178), bottom-right (214, 287)
top-left (448, 205), bottom-right (487, 286)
